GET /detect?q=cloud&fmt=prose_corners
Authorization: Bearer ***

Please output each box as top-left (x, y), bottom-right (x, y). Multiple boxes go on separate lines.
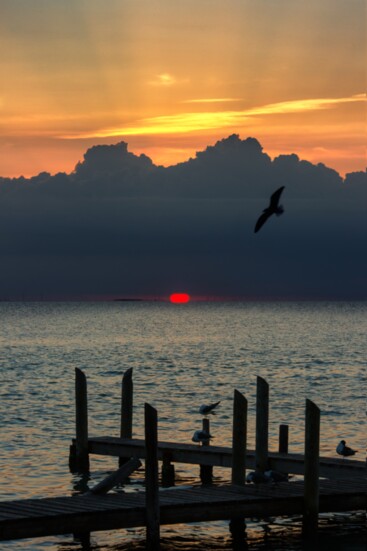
top-left (0, 135), bottom-right (365, 299)
top-left (61, 94), bottom-right (365, 140)
top-left (148, 73), bottom-right (177, 86)
top-left (183, 98), bottom-right (241, 104)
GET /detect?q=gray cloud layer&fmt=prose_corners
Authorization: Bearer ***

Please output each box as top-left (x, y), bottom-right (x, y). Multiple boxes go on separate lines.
top-left (0, 135), bottom-right (366, 299)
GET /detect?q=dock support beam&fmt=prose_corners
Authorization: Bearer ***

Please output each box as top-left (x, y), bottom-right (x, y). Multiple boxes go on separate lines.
top-left (302, 399), bottom-right (320, 541)
top-left (119, 367), bottom-right (133, 466)
top-left (255, 376), bottom-right (269, 473)
top-left (229, 389), bottom-right (248, 544)
top-left (145, 403), bottom-right (160, 550)
top-left (70, 368), bottom-right (89, 473)
top-left (200, 418), bottom-right (213, 484)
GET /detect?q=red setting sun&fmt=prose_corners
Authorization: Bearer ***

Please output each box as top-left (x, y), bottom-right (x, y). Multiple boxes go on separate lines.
top-left (169, 293), bottom-right (190, 304)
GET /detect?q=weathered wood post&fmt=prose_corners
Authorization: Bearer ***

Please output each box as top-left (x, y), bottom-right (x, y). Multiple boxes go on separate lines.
top-left (229, 389), bottom-right (248, 542)
top-left (278, 424), bottom-right (289, 454)
top-left (278, 423), bottom-right (289, 479)
top-left (74, 367), bottom-right (89, 472)
top-left (119, 367), bottom-right (133, 466)
top-left (145, 403), bottom-right (160, 550)
top-left (255, 376), bottom-right (269, 473)
top-left (85, 457), bottom-right (142, 496)
top-left (161, 451), bottom-right (175, 487)
top-left (231, 389), bottom-right (248, 485)
top-left (302, 399), bottom-right (320, 541)
top-left (200, 418), bottom-right (213, 484)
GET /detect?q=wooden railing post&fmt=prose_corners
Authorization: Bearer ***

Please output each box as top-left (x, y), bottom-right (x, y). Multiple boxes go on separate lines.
top-left (229, 389), bottom-right (248, 543)
top-left (200, 418), bottom-right (213, 484)
top-left (145, 403), bottom-right (160, 550)
top-left (255, 376), bottom-right (269, 472)
top-left (278, 424), bottom-right (289, 454)
top-left (74, 367), bottom-right (89, 472)
top-left (302, 399), bottom-right (320, 541)
top-left (119, 367), bottom-right (133, 466)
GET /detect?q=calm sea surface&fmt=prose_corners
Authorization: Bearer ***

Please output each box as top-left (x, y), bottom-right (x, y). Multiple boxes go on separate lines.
top-left (0, 302), bottom-right (366, 550)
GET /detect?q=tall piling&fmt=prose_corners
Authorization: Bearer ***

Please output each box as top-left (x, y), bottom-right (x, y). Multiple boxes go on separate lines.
top-left (73, 367), bottom-right (89, 472)
top-left (119, 367), bottom-right (133, 466)
top-left (302, 399), bottom-right (320, 541)
top-left (255, 376), bottom-right (269, 472)
top-left (144, 403), bottom-right (160, 550)
top-left (229, 389), bottom-right (248, 543)
top-left (231, 389), bottom-right (247, 485)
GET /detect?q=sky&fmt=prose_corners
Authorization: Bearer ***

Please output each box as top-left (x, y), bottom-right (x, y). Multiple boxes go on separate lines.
top-left (0, 0), bottom-right (365, 178)
top-left (0, 135), bottom-right (366, 300)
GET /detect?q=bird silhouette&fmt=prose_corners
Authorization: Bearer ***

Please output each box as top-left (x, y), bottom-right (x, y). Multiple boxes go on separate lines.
top-left (199, 401), bottom-right (220, 415)
top-left (336, 440), bottom-right (358, 457)
top-left (192, 429), bottom-right (213, 444)
top-left (254, 186), bottom-right (285, 233)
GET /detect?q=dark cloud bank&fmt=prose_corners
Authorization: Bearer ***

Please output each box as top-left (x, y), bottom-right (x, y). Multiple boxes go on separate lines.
top-left (0, 135), bottom-right (366, 299)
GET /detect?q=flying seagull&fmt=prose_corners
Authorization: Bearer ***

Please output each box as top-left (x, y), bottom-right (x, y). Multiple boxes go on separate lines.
top-left (192, 429), bottom-right (213, 444)
top-left (336, 440), bottom-right (358, 457)
top-left (254, 186), bottom-right (285, 233)
top-left (199, 401), bottom-right (221, 415)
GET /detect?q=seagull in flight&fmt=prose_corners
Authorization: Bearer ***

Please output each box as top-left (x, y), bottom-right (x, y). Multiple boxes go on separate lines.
top-left (336, 440), bottom-right (358, 457)
top-left (254, 186), bottom-right (285, 233)
top-left (192, 429), bottom-right (213, 444)
top-left (199, 401), bottom-right (220, 415)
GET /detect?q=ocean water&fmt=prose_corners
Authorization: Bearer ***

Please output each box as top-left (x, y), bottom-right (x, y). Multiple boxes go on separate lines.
top-left (0, 301), bottom-right (365, 550)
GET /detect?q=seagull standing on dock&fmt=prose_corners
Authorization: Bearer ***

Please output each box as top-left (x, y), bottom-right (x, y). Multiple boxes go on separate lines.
top-left (199, 401), bottom-right (220, 415)
top-left (336, 440), bottom-right (358, 457)
top-left (192, 429), bottom-right (213, 444)
top-left (254, 186), bottom-right (285, 233)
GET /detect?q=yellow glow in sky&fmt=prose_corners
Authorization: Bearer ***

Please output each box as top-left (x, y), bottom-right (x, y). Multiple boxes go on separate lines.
top-left (0, 0), bottom-right (365, 177)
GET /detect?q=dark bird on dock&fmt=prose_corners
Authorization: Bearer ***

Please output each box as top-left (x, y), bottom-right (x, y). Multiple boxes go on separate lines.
top-left (246, 471), bottom-right (270, 484)
top-left (264, 470), bottom-right (289, 483)
top-left (199, 401), bottom-right (221, 415)
top-left (336, 440), bottom-right (358, 457)
top-left (192, 429), bottom-right (213, 444)
top-left (254, 186), bottom-right (285, 233)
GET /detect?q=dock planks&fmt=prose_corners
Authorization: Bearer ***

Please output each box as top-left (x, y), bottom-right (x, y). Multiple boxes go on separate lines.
top-left (0, 477), bottom-right (365, 541)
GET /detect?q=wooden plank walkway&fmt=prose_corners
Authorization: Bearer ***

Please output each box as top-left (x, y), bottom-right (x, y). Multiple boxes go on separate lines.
top-left (1, 477), bottom-right (365, 541)
top-left (86, 436), bottom-right (365, 478)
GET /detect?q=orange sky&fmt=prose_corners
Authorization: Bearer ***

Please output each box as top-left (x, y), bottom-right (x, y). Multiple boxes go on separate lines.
top-left (0, 0), bottom-right (365, 178)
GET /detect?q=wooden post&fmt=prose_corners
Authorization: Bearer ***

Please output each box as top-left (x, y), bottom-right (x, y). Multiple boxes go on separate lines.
top-left (145, 403), bottom-right (160, 550)
top-left (229, 389), bottom-right (248, 543)
top-left (119, 367), bottom-right (133, 466)
top-left (75, 367), bottom-right (89, 472)
top-left (161, 452), bottom-right (175, 487)
top-left (231, 389), bottom-right (247, 485)
top-left (302, 399), bottom-right (320, 541)
top-left (200, 418), bottom-right (213, 484)
top-left (278, 424), bottom-right (289, 454)
top-left (255, 376), bottom-right (269, 473)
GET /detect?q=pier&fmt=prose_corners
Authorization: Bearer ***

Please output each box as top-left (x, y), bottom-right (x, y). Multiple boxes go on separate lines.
top-left (0, 368), bottom-right (365, 548)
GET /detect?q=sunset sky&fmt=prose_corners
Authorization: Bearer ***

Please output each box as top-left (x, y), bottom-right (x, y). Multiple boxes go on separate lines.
top-left (1, 0), bottom-right (365, 178)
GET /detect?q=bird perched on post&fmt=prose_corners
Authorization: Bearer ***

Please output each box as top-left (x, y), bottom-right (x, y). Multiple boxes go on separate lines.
top-left (336, 440), bottom-right (358, 457)
top-left (199, 401), bottom-right (220, 415)
top-left (192, 429), bottom-right (213, 444)
top-left (254, 186), bottom-right (285, 233)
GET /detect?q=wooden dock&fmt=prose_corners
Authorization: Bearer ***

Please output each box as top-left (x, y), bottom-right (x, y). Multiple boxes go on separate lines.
top-left (1, 368), bottom-right (365, 548)
top-left (86, 435), bottom-right (365, 479)
top-left (1, 477), bottom-right (365, 541)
